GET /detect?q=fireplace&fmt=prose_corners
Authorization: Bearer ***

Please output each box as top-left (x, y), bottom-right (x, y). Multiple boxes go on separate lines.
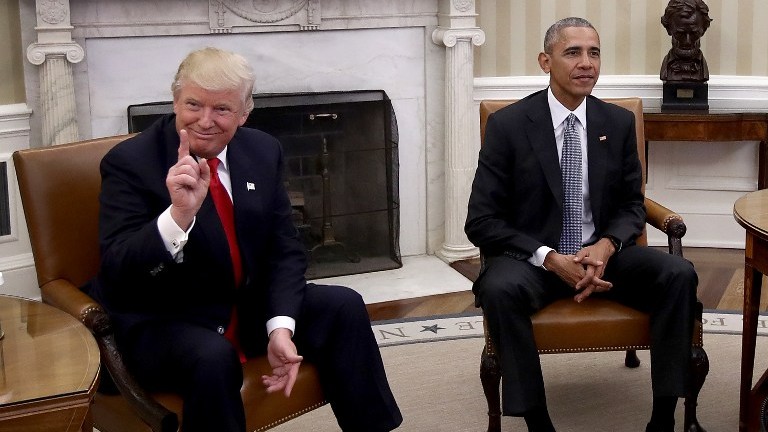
top-left (128, 90), bottom-right (401, 279)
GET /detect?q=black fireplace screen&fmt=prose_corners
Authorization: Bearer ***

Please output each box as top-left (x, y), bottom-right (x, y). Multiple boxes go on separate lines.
top-left (128, 90), bottom-right (401, 279)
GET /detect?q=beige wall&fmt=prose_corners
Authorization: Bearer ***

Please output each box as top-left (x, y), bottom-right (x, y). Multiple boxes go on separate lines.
top-left (476, 0), bottom-right (768, 78)
top-left (0, 0), bottom-right (24, 104)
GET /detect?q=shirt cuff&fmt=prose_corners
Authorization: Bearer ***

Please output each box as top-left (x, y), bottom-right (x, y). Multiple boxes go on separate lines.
top-left (528, 245), bottom-right (555, 269)
top-left (157, 206), bottom-right (194, 260)
top-left (267, 316), bottom-right (296, 338)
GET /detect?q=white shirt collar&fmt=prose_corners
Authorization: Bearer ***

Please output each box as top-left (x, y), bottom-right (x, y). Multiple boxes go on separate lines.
top-left (547, 87), bottom-right (587, 130)
top-left (213, 147), bottom-right (229, 172)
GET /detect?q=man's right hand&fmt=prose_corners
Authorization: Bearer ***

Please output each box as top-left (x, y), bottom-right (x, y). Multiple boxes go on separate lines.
top-left (166, 129), bottom-right (211, 230)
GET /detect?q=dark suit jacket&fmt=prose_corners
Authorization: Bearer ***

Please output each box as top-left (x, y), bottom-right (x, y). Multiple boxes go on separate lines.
top-left (465, 89), bottom-right (646, 259)
top-left (89, 114), bottom-right (306, 354)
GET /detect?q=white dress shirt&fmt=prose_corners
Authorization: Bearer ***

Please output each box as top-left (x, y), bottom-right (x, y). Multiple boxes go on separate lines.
top-left (528, 88), bottom-right (597, 268)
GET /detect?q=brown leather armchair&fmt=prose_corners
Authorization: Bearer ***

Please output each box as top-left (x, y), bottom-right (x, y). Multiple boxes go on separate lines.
top-left (477, 98), bottom-right (709, 432)
top-left (13, 135), bottom-right (327, 432)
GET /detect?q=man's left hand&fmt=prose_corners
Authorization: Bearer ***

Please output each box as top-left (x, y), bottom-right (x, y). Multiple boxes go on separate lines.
top-left (262, 328), bottom-right (303, 397)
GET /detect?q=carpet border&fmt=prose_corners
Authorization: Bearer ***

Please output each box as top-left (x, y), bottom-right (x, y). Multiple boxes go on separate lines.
top-left (372, 310), bottom-right (768, 348)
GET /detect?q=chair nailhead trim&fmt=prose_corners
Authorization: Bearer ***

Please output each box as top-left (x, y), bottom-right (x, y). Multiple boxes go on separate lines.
top-left (662, 214), bottom-right (682, 233)
top-left (252, 400), bottom-right (327, 432)
top-left (80, 305), bottom-right (102, 323)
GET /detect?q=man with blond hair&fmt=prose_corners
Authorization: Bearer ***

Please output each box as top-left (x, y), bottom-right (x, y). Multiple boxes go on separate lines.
top-left (89, 47), bottom-right (402, 432)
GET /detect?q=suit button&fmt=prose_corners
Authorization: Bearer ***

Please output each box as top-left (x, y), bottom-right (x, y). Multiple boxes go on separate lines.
top-left (217, 326), bottom-right (225, 335)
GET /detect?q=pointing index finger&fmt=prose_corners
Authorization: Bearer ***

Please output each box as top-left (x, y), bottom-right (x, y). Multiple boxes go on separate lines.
top-left (178, 129), bottom-right (190, 161)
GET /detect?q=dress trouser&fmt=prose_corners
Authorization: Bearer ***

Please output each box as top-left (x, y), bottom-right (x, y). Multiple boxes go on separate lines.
top-left (475, 246), bottom-right (698, 416)
top-left (119, 283), bottom-right (402, 432)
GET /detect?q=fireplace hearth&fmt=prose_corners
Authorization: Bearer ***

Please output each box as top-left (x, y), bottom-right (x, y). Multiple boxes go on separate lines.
top-left (128, 90), bottom-right (401, 279)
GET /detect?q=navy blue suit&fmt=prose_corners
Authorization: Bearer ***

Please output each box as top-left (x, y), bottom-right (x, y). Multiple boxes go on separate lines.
top-left (465, 90), bottom-right (697, 416)
top-left (90, 114), bottom-right (401, 431)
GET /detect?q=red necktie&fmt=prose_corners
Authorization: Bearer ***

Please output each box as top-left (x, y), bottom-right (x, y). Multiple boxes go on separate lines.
top-left (207, 158), bottom-right (246, 363)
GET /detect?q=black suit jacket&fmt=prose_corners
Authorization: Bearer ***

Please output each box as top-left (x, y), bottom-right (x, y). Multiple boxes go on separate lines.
top-left (465, 90), bottom-right (646, 259)
top-left (89, 114), bottom-right (306, 353)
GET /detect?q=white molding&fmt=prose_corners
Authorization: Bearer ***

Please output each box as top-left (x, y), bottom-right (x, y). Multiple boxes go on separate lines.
top-left (474, 75), bottom-right (768, 112)
top-left (0, 253), bottom-right (35, 271)
top-left (0, 104), bottom-right (33, 130)
top-left (666, 177), bottom-right (756, 192)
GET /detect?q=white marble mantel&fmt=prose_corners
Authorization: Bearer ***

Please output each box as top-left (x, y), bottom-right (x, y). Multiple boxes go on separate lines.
top-left (18, 0), bottom-right (489, 261)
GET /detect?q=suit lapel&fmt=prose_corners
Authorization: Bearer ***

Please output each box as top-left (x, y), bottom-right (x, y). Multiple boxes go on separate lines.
top-left (226, 132), bottom-right (264, 276)
top-left (526, 94), bottom-right (563, 208)
top-left (227, 134), bottom-right (264, 224)
top-left (586, 97), bottom-right (608, 226)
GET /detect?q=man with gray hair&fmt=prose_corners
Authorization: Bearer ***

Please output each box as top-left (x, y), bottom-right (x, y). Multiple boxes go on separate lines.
top-left (466, 18), bottom-right (698, 431)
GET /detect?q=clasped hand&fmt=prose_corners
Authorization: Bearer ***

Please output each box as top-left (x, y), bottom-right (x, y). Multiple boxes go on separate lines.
top-left (166, 129), bottom-right (210, 230)
top-left (544, 239), bottom-right (615, 302)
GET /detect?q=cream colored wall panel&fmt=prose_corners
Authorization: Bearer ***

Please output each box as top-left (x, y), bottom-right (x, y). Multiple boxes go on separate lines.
top-left (506, 0), bottom-right (526, 76)
top-left (753, 2), bottom-right (768, 76)
top-left (717, 0), bottom-right (739, 75)
top-left (477, 0), bottom-right (498, 76)
top-left (571, 0), bottom-right (588, 18)
top-left (477, 0), bottom-right (767, 78)
top-left (630, 0), bottom-right (648, 73)
top-left (598, 0), bottom-right (617, 73)
top-left (736, 0), bottom-right (754, 75)
top-left (651, 0), bottom-right (670, 75)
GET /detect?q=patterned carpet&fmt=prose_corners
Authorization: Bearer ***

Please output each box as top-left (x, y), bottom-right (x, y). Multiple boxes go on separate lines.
top-left (270, 322), bottom-right (763, 431)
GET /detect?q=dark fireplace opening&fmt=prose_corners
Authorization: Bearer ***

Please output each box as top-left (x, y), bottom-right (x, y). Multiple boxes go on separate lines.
top-left (128, 90), bottom-right (401, 279)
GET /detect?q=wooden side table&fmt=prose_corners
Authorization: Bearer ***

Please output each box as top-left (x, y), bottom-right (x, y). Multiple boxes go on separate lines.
top-left (645, 111), bottom-right (768, 189)
top-left (734, 189), bottom-right (768, 431)
top-left (0, 295), bottom-right (100, 432)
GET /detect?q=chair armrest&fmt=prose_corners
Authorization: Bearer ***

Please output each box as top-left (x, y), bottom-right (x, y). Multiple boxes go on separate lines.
top-left (644, 197), bottom-right (687, 257)
top-left (40, 279), bottom-right (179, 432)
top-left (40, 279), bottom-right (103, 322)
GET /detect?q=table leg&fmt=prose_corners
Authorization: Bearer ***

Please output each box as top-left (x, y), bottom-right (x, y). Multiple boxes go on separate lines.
top-left (759, 140), bottom-right (768, 190)
top-left (740, 263), bottom-right (763, 431)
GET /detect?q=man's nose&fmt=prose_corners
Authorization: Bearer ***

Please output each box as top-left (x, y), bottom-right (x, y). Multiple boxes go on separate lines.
top-left (198, 107), bottom-right (215, 127)
top-left (578, 53), bottom-right (594, 68)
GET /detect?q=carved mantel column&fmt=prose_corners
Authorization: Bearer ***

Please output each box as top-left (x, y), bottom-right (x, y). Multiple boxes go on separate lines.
top-left (433, 0), bottom-right (485, 262)
top-left (26, 0), bottom-right (83, 146)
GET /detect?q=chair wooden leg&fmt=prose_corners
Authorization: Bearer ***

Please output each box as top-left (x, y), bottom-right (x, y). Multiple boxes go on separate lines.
top-left (624, 349), bottom-right (641, 368)
top-left (480, 344), bottom-right (502, 432)
top-left (684, 345), bottom-right (709, 432)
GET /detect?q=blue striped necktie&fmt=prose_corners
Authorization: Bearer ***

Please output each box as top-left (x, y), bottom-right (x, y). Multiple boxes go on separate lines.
top-left (559, 113), bottom-right (582, 255)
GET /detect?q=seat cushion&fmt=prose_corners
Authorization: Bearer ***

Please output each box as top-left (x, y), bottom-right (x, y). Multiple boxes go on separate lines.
top-left (92, 356), bottom-right (326, 432)
top-left (532, 298), bottom-right (652, 353)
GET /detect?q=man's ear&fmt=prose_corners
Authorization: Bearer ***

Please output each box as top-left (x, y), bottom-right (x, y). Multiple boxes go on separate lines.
top-left (538, 52), bottom-right (551, 74)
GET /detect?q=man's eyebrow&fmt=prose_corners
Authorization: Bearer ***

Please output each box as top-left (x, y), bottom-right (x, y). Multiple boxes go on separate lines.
top-left (562, 45), bottom-right (600, 52)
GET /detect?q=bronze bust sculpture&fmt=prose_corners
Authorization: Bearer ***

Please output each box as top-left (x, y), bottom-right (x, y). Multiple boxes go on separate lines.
top-left (660, 0), bottom-right (713, 82)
